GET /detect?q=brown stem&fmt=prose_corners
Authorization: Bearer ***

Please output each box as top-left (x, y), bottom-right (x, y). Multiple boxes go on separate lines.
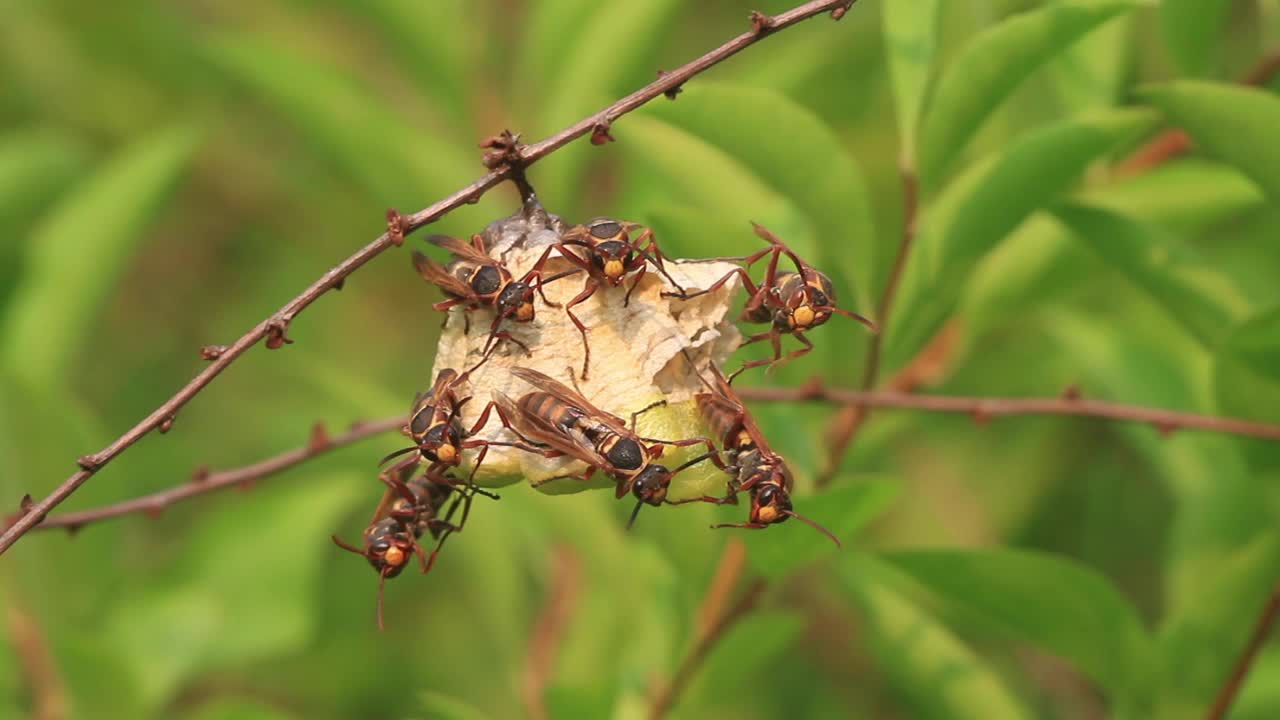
top-left (1118, 48), bottom-right (1280, 176)
top-left (818, 165), bottom-right (918, 484)
top-left (24, 417), bottom-right (403, 533)
top-left (1205, 579), bottom-right (1280, 720)
top-left (650, 543), bottom-right (764, 720)
top-left (521, 545), bottom-right (582, 720)
top-left (736, 382), bottom-right (1280, 442)
top-left (5, 602), bottom-right (67, 720)
top-left (0, 0), bottom-right (862, 555)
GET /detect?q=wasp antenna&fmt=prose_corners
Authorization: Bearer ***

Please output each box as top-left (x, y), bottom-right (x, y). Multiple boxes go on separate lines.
top-left (376, 568), bottom-right (389, 633)
top-left (377, 446), bottom-right (419, 466)
top-left (678, 348), bottom-right (716, 393)
top-left (331, 534), bottom-right (364, 556)
top-left (831, 306), bottom-right (879, 333)
top-left (626, 500), bottom-right (645, 531)
top-left (674, 451), bottom-right (718, 474)
top-left (784, 510), bottom-right (841, 548)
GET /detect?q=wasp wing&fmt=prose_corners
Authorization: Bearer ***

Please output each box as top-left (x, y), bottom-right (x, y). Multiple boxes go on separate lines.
top-left (412, 250), bottom-right (476, 299)
top-left (491, 390), bottom-right (612, 469)
top-left (426, 234), bottom-right (496, 266)
top-left (509, 367), bottom-right (631, 436)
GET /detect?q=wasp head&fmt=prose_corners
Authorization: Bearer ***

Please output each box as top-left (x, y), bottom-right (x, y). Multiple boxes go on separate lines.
top-left (780, 271), bottom-right (836, 331)
top-left (631, 465), bottom-right (673, 506)
top-left (496, 280), bottom-right (536, 322)
top-left (749, 482), bottom-right (793, 526)
top-left (347, 519), bottom-right (417, 578)
top-left (416, 422), bottom-right (461, 465)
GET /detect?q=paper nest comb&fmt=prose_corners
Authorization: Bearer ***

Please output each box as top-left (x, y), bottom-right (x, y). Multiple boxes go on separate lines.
top-left (428, 201), bottom-right (743, 500)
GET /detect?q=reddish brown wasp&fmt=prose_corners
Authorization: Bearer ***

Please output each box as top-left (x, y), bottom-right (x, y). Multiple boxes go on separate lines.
top-left (378, 351), bottom-right (533, 493)
top-left (553, 217), bottom-right (689, 379)
top-left (413, 233), bottom-right (577, 353)
top-left (671, 223), bottom-right (877, 379)
top-left (331, 460), bottom-right (478, 629)
top-left (492, 367), bottom-right (719, 528)
top-left (675, 356), bottom-right (839, 545)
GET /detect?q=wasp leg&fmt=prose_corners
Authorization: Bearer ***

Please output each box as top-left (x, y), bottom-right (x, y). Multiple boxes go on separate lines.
top-left (729, 330), bottom-right (783, 383)
top-left (767, 331), bottom-right (813, 374)
top-left (632, 228), bottom-right (688, 297)
top-left (563, 279), bottom-right (599, 380)
top-left (530, 466), bottom-right (597, 489)
top-left (623, 260), bottom-right (646, 307)
top-left (711, 522), bottom-right (768, 531)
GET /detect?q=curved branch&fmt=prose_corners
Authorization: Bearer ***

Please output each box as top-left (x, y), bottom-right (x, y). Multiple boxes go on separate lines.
top-left (0, 0), bottom-right (861, 555)
top-left (25, 417), bottom-right (403, 533)
top-left (736, 382), bottom-right (1280, 442)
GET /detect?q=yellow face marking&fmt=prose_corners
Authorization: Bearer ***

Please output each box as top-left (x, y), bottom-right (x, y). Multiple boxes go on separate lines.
top-left (384, 546), bottom-right (406, 567)
top-left (435, 444), bottom-right (458, 463)
top-left (757, 506), bottom-right (781, 523)
top-left (792, 306), bottom-right (816, 329)
top-left (604, 259), bottom-right (625, 279)
top-left (515, 303), bottom-right (535, 322)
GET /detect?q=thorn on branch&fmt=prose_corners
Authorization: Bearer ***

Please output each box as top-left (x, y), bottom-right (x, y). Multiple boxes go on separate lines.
top-left (971, 407), bottom-right (992, 426)
top-left (831, 1), bottom-right (855, 20)
top-left (1061, 385), bottom-right (1082, 402)
top-left (386, 208), bottom-right (407, 247)
top-left (77, 454), bottom-right (102, 472)
top-left (236, 479), bottom-right (257, 492)
top-left (332, 277), bottom-right (346, 291)
top-left (1154, 420), bottom-right (1178, 437)
top-left (656, 70), bottom-right (683, 100)
top-left (143, 503), bottom-right (163, 520)
top-left (590, 123), bottom-right (615, 146)
top-left (265, 317), bottom-right (294, 350)
top-left (158, 415), bottom-right (176, 434)
top-left (749, 11), bottom-right (776, 35)
top-left (190, 466), bottom-right (211, 484)
top-left (200, 344), bottom-right (229, 361)
top-left (308, 422), bottom-right (331, 452)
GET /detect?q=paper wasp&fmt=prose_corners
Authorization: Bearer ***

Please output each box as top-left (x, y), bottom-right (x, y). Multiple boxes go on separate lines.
top-left (492, 367), bottom-right (719, 528)
top-left (671, 223), bottom-right (877, 379)
top-left (552, 217), bottom-right (689, 379)
top-left (378, 351), bottom-right (532, 493)
top-left (331, 460), bottom-right (479, 629)
top-left (676, 355), bottom-right (839, 545)
top-left (412, 232), bottom-right (577, 354)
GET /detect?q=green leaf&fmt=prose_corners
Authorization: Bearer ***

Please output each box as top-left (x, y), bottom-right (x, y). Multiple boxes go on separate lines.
top-left (0, 126), bottom-right (199, 388)
top-left (1159, 0), bottom-right (1231, 78)
top-left (617, 114), bottom-right (807, 248)
top-left (1139, 82), bottom-right (1280, 200)
top-left (1049, 11), bottom-right (1132, 110)
top-left (882, 0), bottom-right (940, 166)
top-left (1156, 531), bottom-right (1280, 715)
top-left (104, 474), bottom-right (363, 708)
top-left (1217, 304), bottom-right (1280, 386)
top-left (1051, 203), bottom-right (1248, 348)
top-left (420, 691), bottom-right (495, 720)
top-left (889, 107), bottom-right (1156, 368)
top-left (206, 35), bottom-right (477, 216)
top-left (185, 699), bottom-right (294, 720)
top-left (1085, 159), bottom-right (1264, 233)
top-left (918, 0), bottom-right (1143, 186)
top-left (887, 549), bottom-right (1152, 698)
top-left (739, 479), bottom-right (898, 580)
top-left (0, 128), bottom-right (86, 237)
top-left (641, 83), bottom-right (876, 310)
top-left (534, 0), bottom-right (682, 213)
top-left (841, 555), bottom-right (1033, 720)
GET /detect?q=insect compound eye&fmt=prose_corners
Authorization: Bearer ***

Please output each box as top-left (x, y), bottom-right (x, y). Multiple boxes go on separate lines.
top-left (605, 439), bottom-right (644, 471)
top-left (589, 219), bottom-right (622, 240)
top-left (809, 289), bottom-right (830, 308)
top-left (596, 240), bottom-right (627, 259)
top-left (632, 467), bottom-right (671, 505)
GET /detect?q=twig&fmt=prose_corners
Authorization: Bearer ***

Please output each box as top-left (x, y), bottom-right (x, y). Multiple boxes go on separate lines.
top-left (650, 543), bottom-right (763, 720)
top-left (5, 602), bottom-right (67, 720)
top-left (736, 381), bottom-right (1280, 442)
top-left (0, 0), bottom-right (862, 556)
top-left (24, 417), bottom-right (403, 533)
top-left (1205, 579), bottom-right (1280, 720)
top-left (521, 545), bottom-right (582, 720)
top-left (818, 163), bottom-right (919, 484)
top-left (1117, 48), bottom-right (1280, 176)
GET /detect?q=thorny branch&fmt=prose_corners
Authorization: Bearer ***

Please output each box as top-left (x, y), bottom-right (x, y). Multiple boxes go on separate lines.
top-left (26, 417), bottom-right (403, 533)
top-left (1205, 579), bottom-right (1280, 720)
top-left (521, 545), bottom-right (582, 720)
top-left (737, 381), bottom-right (1280, 442)
top-left (0, 0), bottom-right (861, 555)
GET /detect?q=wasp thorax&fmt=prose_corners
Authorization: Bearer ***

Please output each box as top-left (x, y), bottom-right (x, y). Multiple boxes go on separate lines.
top-left (603, 437), bottom-right (644, 472)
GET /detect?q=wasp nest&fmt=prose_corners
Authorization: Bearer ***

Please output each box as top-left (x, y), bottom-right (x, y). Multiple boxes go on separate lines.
top-left (428, 201), bottom-right (743, 500)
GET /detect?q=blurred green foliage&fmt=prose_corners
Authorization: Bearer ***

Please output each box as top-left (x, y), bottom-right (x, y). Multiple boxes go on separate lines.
top-left (1, 0), bottom-right (1278, 718)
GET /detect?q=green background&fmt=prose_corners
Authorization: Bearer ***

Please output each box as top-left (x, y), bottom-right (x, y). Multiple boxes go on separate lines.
top-left (2, 0), bottom-right (1279, 718)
